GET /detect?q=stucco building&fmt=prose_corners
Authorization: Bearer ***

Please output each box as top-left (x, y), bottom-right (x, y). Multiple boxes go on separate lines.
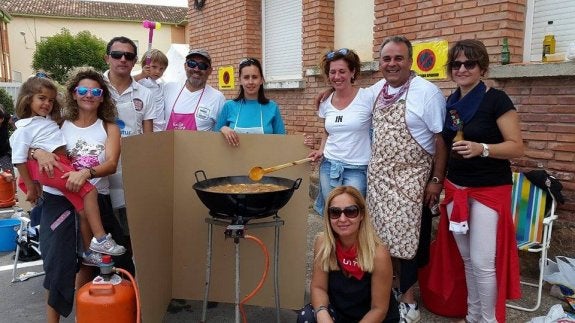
top-left (1, 0), bottom-right (188, 81)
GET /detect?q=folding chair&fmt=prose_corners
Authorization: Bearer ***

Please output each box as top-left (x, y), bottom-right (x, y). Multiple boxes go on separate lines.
top-left (11, 214), bottom-right (44, 283)
top-left (506, 172), bottom-right (558, 311)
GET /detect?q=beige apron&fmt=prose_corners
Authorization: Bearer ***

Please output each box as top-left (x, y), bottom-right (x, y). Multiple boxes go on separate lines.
top-left (367, 93), bottom-right (432, 259)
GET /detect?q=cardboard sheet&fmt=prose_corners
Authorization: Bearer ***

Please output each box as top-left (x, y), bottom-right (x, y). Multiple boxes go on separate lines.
top-left (122, 131), bottom-right (309, 322)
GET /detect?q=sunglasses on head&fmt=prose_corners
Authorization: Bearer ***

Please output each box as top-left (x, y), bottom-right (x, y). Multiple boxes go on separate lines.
top-left (326, 48), bottom-right (350, 61)
top-left (35, 72), bottom-right (49, 78)
top-left (109, 51), bottom-right (137, 61)
top-left (328, 205), bottom-right (360, 219)
top-left (239, 58), bottom-right (257, 67)
top-left (451, 60), bottom-right (478, 70)
top-left (186, 59), bottom-right (210, 71)
top-left (75, 86), bottom-right (104, 97)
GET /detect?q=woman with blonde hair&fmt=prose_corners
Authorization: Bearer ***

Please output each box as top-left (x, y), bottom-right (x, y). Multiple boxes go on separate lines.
top-left (298, 186), bottom-right (399, 323)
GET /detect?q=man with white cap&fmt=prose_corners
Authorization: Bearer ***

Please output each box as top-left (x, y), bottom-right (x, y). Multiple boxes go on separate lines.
top-left (162, 49), bottom-right (226, 131)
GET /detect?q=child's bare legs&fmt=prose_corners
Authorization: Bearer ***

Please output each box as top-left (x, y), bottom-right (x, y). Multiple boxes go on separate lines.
top-left (81, 189), bottom-right (105, 241)
top-left (80, 189), bottom-right (125, 259)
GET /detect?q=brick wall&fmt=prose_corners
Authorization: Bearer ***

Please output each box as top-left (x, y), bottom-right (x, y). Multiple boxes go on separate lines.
top-left (495, 77), bottom-right (575, 221)
top-left (187, 0), bottom-right (574, 222)
top-left (187, 0), bottom-right (262, 95)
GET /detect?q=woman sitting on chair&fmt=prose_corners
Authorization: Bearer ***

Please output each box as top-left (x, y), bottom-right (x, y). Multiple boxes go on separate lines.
top-left (297, 186), bottom-right (399, 323)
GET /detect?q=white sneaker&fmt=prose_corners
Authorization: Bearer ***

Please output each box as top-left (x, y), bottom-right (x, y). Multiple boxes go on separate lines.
top-left (82, 251), bottom-right (103, 267)
top-left (89, 233), bottom-right (126, 256)
top-left (399, 302), bottom-right (421, 323)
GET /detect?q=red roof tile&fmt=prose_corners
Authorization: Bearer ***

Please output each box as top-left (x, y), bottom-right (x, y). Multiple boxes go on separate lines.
top-left (0, 0), bottom-right (188, 25)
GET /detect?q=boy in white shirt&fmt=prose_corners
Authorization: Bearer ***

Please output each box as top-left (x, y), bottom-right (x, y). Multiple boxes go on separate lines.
top-left (134, 49), bottom-right (169, 131)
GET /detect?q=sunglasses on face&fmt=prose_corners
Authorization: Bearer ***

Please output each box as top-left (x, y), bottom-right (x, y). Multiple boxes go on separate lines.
top-left (186, 59), bottom-right (210, 71)
top-left (451, 60), bottom-right (478, 70)
top-left (75, 86), bottom-right (104, 97)
top-left (326, 48), bottom-right (350, 61)
top-left (328, 205), bottom-right (360, 219)
top-left (109, 51), bottom-right (137, 60)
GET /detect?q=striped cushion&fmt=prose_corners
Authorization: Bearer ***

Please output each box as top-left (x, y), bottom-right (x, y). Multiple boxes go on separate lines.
top-left (511, 172), bottom-right (546, 250)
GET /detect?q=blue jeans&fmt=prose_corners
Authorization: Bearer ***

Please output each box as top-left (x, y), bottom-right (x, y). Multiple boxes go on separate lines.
top-left (314, 158), bottom-right (367, 215)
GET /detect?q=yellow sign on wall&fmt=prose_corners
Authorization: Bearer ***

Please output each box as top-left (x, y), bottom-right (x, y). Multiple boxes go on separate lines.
top-left (412, 40), bottom-right (448, 80)
top-left (218, 66), bottom-right (235, 90)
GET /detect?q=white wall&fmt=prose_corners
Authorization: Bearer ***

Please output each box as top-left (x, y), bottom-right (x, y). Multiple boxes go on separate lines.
top-left (334, 0), bottom-right (375, 62)
top-left (8, 16), bottom-right (185, 81)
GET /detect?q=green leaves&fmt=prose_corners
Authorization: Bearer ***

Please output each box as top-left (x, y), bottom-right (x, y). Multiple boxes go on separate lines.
top-left (32, 28), bottom-right (108, 84)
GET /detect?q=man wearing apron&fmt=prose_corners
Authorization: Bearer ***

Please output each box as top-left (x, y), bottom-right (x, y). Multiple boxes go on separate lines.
top-left (162, 49), bottom-right (226, 131)
top-left (367, 36), bottom-right (447, 323)
top-left (103, 36), bottom-right (155, 243)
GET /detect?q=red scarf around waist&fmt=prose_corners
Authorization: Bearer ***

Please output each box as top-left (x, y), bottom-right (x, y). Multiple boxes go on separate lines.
top-left (441, 180), bottom-right (521, 322)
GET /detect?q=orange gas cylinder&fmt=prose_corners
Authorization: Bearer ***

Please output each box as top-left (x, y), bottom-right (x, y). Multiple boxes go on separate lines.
top-left (76, 278), bottom-right (136, 323)
top-left (0, 174), bottom-right (15, 208)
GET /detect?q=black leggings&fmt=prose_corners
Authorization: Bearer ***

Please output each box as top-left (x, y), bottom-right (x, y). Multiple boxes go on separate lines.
top-left (399, 205), bottom-right (433, 293)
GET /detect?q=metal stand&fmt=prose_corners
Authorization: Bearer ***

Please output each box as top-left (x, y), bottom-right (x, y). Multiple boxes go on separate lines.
top-left (11, 216), bottom-right (44, 283)
top-left (200, 215), bottom-right (284, 323)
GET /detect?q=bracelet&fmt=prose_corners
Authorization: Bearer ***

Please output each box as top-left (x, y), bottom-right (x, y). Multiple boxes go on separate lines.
top-left (315, 305), bottom-right (329, 318)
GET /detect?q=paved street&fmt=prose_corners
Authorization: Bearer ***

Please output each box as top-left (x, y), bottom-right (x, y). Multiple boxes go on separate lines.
top-left (0, 208), bottom-right (569, 322)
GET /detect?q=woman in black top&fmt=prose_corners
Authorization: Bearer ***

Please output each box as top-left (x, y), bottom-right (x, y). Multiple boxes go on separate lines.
top-left (441, 39), bottom-right (523, 323)
top-left (298, 186), bottom-right (399, 323)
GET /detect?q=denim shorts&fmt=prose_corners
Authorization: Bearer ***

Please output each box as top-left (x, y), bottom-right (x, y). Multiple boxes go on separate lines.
top-left (314, 158), bottom-right (367, 215)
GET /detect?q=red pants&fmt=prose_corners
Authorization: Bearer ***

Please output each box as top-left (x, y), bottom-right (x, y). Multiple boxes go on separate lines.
top-left (19, 154), bottom-right (94, 211)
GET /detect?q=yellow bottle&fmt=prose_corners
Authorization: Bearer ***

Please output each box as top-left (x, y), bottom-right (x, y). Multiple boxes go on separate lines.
top-left (542, 21), bottom-right (556, 62)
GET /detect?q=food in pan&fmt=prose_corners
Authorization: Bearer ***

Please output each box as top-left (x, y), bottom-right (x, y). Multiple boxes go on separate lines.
top-left (204, 183), bottom-right (288, 193)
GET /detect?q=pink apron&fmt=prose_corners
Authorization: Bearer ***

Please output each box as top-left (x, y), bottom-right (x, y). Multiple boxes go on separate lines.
top-left (166, 85), bottom-right (205, 131)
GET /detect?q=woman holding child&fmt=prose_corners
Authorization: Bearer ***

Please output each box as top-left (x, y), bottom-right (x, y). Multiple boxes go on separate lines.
top-left (32, 67), bottom-right (134, 322)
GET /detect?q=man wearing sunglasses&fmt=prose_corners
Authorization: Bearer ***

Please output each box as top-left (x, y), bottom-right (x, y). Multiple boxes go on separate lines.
top-left (162, 49), bottom-right (225, 131)
top-left (103, 36), bottom-right (155, 242)
top-left (104, 36), bottom-right (155, 137)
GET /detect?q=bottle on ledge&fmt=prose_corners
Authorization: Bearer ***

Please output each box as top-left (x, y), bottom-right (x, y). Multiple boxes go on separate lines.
top-left (542, 20), bottom-right (556, 62)
top-left (501, 37), bottom-right (510, 65)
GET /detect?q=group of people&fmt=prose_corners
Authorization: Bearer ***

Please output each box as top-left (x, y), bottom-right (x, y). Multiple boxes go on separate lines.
top-left (8, 32), bottom-right (524, 323)
top-left (304, 36), bottom-right (523, 323)
top-left (9, 35), bottom-right (285, 323)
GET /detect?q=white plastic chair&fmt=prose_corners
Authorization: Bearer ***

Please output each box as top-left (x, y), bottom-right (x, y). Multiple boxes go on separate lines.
top-left (506, 172), bottom-right (558, 311)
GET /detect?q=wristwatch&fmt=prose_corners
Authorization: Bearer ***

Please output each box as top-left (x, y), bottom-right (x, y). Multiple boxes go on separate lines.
top-left (430, 176), bottom-right (442, 184)
top-left (88, 167), bottom-right (97, 179)
top-left (480, 143), bottom-right (490, 157)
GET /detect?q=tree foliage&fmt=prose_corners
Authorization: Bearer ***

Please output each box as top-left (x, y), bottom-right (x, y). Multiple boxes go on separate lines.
top-left (0, 88), bottom-right (14, 116)
top-left (32, 28), bottom-right (108, 84)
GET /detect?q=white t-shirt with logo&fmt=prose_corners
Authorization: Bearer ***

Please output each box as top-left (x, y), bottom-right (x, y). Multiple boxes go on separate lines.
top-left (104, 71), bottom-right (155, 137)
top-left (320, 88), bottom-right (373, 165)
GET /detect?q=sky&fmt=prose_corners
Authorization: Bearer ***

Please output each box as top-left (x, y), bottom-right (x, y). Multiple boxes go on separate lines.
top-left (87, 0), bottom-right (188, 7)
